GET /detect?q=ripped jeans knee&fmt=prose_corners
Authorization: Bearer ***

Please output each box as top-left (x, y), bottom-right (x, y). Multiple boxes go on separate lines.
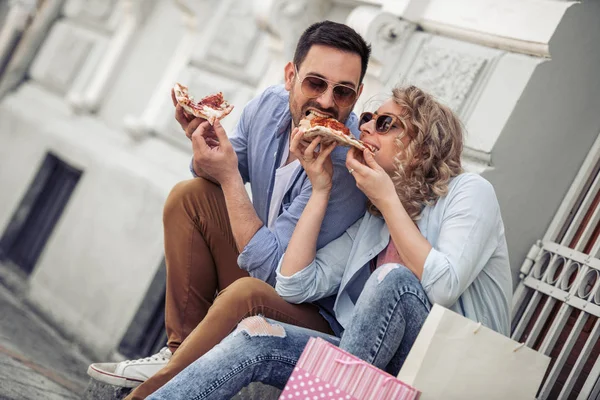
top-left (233, 316), bottom-right (287, 338)
top-left (376, 263), bottom-right (401, 283)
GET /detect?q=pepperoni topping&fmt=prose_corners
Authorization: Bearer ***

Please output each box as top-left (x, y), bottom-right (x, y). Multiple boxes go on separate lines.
top-left (197, 92), bottom-right (226, 109)
top-left (310, 117), bottom-right (351, 136)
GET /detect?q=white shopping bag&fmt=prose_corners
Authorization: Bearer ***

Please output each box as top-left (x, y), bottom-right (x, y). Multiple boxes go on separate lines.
top-left (397, 304), bottom-right (550, 400)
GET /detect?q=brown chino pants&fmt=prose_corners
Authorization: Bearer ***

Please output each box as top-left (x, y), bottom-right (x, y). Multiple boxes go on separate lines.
top-left (126, 178), bottom-right (332, 399)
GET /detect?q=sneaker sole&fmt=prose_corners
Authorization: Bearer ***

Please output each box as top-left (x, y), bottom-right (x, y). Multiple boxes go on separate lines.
top-left (87, 364), bottom-right (144, 388)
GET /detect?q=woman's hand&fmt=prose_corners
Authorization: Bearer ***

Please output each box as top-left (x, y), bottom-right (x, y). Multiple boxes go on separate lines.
top-left (346, 148), bottom-right (397, 208)
top-left (290, 128), bottom-right (337, 194)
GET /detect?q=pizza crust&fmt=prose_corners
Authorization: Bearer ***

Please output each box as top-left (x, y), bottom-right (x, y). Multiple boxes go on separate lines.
top-left (173, 83), bottom-right (234, 125)
top-left (299, 117), bottom-right (375, 153)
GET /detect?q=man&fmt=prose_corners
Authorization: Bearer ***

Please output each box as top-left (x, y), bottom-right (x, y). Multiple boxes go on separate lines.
top-left (87, 20), bottom-right (371, 398)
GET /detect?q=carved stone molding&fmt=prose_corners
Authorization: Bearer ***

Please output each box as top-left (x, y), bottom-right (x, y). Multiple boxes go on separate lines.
top-left (381, 0), bottom-right (573, 58)
top-left (403, 40), bottom-right (487, 113)
top-left (25, 0), bottom-right (151, 112)
top-left (124, 0), bottom-right (211, 140)
top-left (347, 6), bottom-right (415, 83)
top-left (63, 0), bottom-right (118, 29)
top-left (205, 4), bottom-right (259, 68)
top-left (29, 21), bottom-right (104, 95)
top-left (45, 32), bottom-right (94, 92)
top-left (189, 0), bottom-right (268, 86)
top-left (66, 0), bottom-right (153, 113)
top-left (254, 0), bottom-right (332, 60)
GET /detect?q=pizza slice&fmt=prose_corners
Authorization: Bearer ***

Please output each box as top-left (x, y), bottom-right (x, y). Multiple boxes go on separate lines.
top-left (173, 83), bottom-right (234, 125)
top-left (299, 114), bottom-right (376, 153)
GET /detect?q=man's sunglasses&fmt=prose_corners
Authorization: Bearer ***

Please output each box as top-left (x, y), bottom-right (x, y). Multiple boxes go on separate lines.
top-left (359, 112), bottom-right (402, 134)
top-left (294, 65), bottom-right (358, 108)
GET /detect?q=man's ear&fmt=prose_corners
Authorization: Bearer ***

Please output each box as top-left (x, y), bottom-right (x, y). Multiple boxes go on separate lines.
top-left (356, 83), bottom-right (364, 99)
top-left (284, 62), bottom-right (295, 91)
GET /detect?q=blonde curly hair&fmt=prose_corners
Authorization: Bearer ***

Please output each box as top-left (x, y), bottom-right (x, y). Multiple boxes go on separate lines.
top-left (369, 86), bottom-right (464, 220)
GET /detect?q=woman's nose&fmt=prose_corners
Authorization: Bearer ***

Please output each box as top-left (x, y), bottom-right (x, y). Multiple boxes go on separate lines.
top-left (360, 119), bottom-right (376, 136)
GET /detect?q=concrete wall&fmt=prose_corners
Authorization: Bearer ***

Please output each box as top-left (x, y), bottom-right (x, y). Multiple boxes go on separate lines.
top-left (0, 84), bottom-right (189, 357)
top-left (0, 0), bottom-right (195, 358)
top-left (483, 0), bottom-right (600, 285)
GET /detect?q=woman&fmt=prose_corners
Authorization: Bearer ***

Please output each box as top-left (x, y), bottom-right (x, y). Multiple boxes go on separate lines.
top-left (148, 86), bottom-right (513, 399)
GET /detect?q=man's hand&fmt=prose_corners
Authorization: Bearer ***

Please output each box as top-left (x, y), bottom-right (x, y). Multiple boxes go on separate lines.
top-left (171, 88), bottom-right (217, 143)
top-left (191, 120), bottom-right (240, 186)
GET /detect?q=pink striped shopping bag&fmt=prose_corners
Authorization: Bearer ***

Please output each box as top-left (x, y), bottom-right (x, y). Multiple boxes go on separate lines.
top-left (279, 337), bottom-right (420, 400)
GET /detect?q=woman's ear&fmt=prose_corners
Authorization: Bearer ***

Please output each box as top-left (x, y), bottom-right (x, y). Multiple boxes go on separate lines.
top-left (284, 62), bottom-right (295, 91)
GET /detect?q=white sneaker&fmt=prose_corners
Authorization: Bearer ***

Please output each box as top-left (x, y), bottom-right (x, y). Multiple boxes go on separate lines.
top-left (87, 347), bottom-right (172, 388)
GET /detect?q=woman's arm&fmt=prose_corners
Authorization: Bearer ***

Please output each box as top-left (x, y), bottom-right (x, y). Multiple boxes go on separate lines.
top-left (419, 175), bottom-right (502, 306)
top-left (275, 221), bottom-right (359, 303)
top-left (346, 149), bottom-right (432, 279)
top-left (279, 129), bottom-right (337, 277)
top-left (377, 195), bottom-right (431, 279)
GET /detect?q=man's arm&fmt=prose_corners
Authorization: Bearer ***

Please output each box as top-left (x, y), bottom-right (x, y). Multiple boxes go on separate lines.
top-left (220, 174), bottom-right (264, 252)
top-left (190, 119), bottom-right (263, 252)
top-left (189, 159), bottom-right (218, 184)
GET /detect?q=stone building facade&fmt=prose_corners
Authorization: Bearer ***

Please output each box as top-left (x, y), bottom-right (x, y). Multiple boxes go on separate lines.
top-left (0, 0), bottom-right (599, 398)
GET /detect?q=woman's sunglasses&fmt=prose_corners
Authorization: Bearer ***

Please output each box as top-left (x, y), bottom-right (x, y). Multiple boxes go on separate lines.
top-left (294, 65), bottom-right (358, 108)
top-left (359, 112), bottom-right (401, 134)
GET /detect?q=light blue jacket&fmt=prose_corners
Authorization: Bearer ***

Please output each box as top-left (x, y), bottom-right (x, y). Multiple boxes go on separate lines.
top-left (275, 173), bottom-right (513, 336)
top-left (192, 85), bottom-right (366, 285)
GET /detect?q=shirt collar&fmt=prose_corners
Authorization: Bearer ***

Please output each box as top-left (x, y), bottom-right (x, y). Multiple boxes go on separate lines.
top-left (276, 113), bottom-right (292, 138)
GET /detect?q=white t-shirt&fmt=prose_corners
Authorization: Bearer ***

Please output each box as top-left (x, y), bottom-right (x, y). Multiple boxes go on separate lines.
top-left (267, 132), bottom-right (301, 231)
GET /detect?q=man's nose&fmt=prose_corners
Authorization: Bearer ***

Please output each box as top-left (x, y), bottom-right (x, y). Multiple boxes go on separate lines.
top-left (315, 86), bottom-right (336, 110)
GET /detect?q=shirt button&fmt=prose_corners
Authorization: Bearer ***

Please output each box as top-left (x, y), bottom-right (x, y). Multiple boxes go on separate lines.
top-left (274, 152), bottom-right (277, 158)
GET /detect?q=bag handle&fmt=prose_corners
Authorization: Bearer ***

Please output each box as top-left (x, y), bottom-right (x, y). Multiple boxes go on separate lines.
top-left (334, 359), bottom-right (397, 385)
top-left (513, 342), bottom-right (526, 352)
top-left (335, 359), bottom-right (364, 366)
top-left (334, 359), bottom-right (364, 366)
top-left (473, 322), bottom-right (527, 352)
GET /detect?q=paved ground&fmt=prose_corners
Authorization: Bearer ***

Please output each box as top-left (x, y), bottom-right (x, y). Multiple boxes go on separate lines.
top-left (0, 267), bottom-right (91, 400)
top-left (0, 265), bottom-right (281, 400)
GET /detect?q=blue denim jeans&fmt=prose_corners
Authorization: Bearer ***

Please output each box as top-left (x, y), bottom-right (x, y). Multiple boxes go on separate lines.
top-left (148, 265), bottom-right (431, 400)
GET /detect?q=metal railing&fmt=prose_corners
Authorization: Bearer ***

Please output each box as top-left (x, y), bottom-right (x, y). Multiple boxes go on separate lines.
top-left (512, 134), bottom-right (600, 399)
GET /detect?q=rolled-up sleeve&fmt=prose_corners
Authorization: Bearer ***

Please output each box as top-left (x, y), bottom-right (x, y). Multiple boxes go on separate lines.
top-left (274, 220), bottom-right (360, 303)
top-left (421, 176), bottom-right (501, 307)
top-left (229, 94), bottom-right (261, 184)
top-left (238, 153), bottom-right (366, 285)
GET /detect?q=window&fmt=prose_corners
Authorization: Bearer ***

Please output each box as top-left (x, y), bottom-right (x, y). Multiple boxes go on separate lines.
top-left (0, 152), bottom-right (82, 275)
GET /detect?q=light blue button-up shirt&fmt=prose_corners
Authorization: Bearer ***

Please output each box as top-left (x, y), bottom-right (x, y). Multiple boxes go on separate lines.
top-left (192, 85), bottom-right (367, 285)
top-left (275, 173), bottom-right (513, 336)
